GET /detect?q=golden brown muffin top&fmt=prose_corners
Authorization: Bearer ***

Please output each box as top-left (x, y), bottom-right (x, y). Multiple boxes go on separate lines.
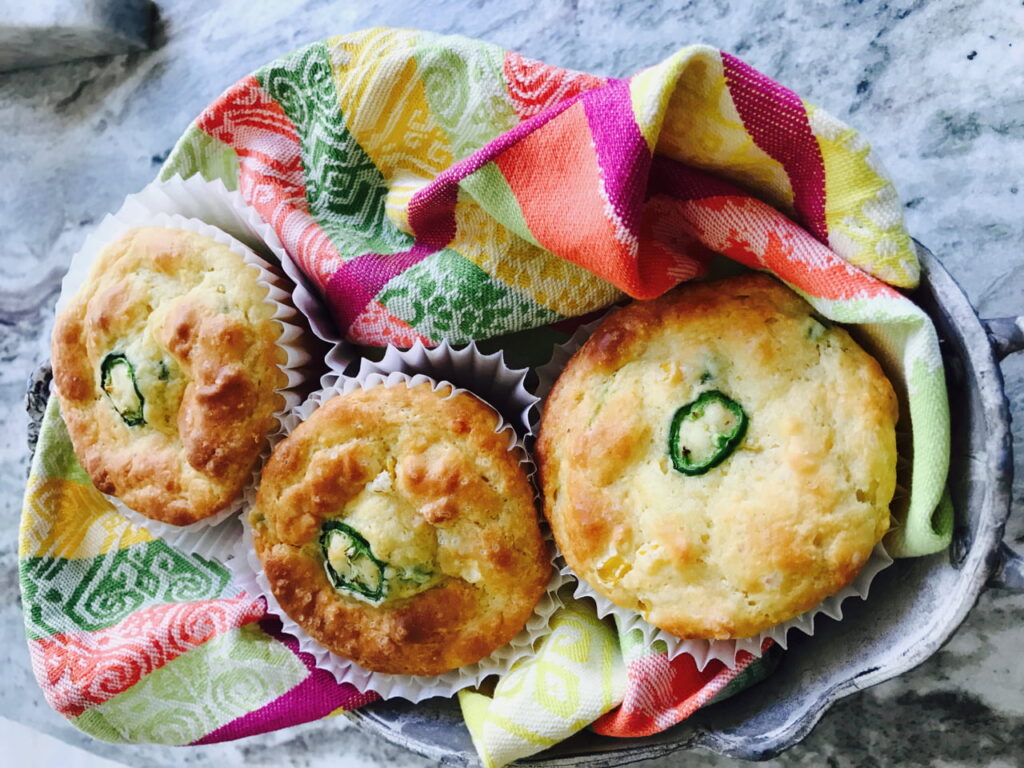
top-left (537, 273), bottom-right (897, 639)
top-left (52, 226), bottom-right (287, 525)
top-left (251, 382), bottom-right (550, 676)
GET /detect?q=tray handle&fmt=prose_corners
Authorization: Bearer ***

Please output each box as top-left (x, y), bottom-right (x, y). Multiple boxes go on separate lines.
top-left (984, 316), bottom-right (1024, 590)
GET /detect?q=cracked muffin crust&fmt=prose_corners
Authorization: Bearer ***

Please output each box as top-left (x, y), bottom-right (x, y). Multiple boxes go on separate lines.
top-left (52, 226), bottom-right (287, 525)
top-left (250, 382), bottom-right (549, 676)
top-left (537, 273), bottom-right (898, 639)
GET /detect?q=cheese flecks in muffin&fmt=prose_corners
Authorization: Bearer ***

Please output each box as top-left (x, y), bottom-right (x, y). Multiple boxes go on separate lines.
top-left (251, 383), bottom-right (550, 677)
top-left (317, 472), bottom-right (444, 605)
top-left (52, 226), bottom-right (287, 526)
top-left (537, 273), bottom-right (898, 640)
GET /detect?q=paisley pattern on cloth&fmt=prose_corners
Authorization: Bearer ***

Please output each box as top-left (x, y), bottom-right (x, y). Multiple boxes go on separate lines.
top-left (22, 27), bottom-right (951, 766)
top-left (21, 397), bottom-right (379, 745)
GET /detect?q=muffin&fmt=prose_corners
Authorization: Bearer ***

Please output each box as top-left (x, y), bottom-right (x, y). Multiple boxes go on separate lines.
top-left (250, 382), bottom-right (549, 676)
top-left (537, 273), bottom-right (898, 639)
top-left (52, 226), bottom-right (288, 525)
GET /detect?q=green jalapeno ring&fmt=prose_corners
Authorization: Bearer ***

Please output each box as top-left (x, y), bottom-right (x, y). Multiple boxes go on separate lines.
top-left (320, 520), bottom-right (388, 604)
top-left (100, 352), bottom-right (146, 427)
top-left (668, 390), bottom-right (748, 476)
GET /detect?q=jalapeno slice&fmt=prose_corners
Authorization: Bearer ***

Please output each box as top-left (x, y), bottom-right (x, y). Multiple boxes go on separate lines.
top-left (100, 353), bottom-right (146, 426)
top-left (668, 390), bottom-right (748, 476)
top-left (320, 521), bottom-right (388, 604)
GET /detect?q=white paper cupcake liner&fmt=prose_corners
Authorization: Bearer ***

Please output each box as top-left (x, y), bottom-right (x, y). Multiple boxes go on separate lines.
top-left (346, 339), bottom-right (538, 440)
top-left (229, 345), bottom-right (565, 701)
top-left (532, 308), bottom-right (895, 670)
top-left (55, 194), bottom-right (312, 556)
top-left (563, 543), bottom-right (892, 670)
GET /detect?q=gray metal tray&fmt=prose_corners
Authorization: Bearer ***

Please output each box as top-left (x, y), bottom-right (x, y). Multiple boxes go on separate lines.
top-left (25, 242), bottom-right (1023, 765)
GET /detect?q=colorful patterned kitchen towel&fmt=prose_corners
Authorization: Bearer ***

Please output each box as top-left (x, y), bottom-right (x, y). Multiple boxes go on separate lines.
top-left (458, 597), bottom-right (628, 768)
top-left (589, 632), bottom-right (779, 738)
top-left (21, 396), bottom-right (378, 745)
top-left (161, 27), bottom-right (949, 556)
top-left (458, 607), bottom-right (781, 767)
top-left (22, 25), bottom-right (952, 761)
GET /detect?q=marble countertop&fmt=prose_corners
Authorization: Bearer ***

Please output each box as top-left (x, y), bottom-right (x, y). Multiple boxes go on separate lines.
top-left (2, 1), bottom-right (1022, 766)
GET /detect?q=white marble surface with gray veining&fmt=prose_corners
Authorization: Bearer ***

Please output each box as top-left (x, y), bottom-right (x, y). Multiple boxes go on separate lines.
top-left (1, 1), bottom-right (1022, 766)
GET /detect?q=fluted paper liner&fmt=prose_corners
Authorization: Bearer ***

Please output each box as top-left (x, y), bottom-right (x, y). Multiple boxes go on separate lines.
top-left (230, 343), bottom-right (566, 701)
top-left (533, 311), bottom-right (895, 670)
top-left (54, 180), bottom-right (315, 555)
